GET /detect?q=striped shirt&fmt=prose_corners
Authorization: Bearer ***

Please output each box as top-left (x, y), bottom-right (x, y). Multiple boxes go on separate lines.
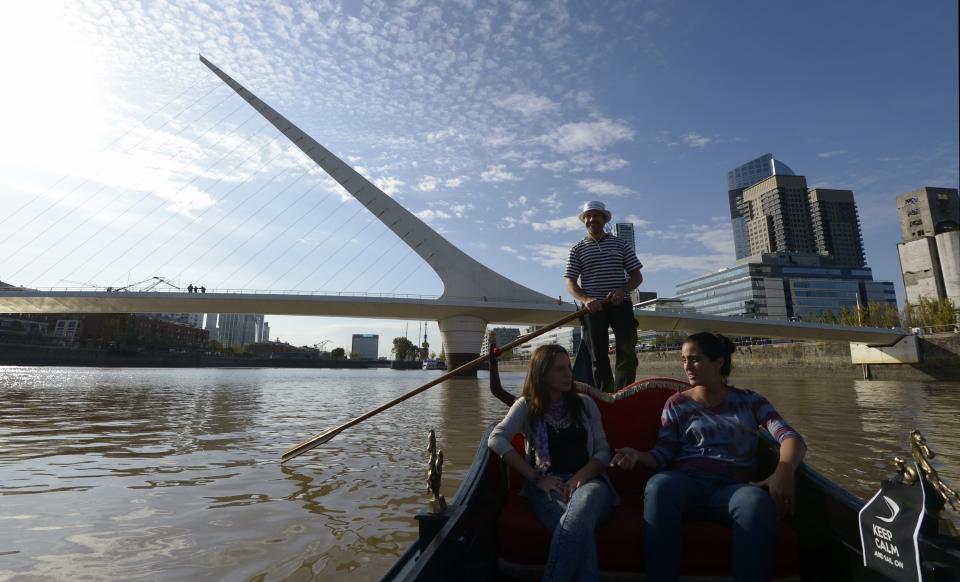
top-left (650, 386), bottom-right (803, 482)
top-left (564, 234), bottom-right (643, 299)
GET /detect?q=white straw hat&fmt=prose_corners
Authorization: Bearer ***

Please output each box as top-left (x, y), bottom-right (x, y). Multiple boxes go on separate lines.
top-left (578, 201), bottom-right (612, 223)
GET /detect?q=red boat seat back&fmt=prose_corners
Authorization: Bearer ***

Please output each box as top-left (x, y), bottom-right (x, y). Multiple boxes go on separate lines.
top-left (503, 378), bottom-right (687, 494)
top-left (582, 378), bottom-right (687, 495)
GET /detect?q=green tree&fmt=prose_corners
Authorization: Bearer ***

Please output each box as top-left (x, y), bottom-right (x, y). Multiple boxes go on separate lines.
top-left (437, 348), bottom-right (446, 362)
top-left (331, 347), bottom-right (346, 360)
top-left (392, 337), bottom-right (416, 360)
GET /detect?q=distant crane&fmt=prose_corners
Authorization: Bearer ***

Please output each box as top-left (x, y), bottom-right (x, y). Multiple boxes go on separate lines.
top-left (111, 276), bottom-right (181, 292)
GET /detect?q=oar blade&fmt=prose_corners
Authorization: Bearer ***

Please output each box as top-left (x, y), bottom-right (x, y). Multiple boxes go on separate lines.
top-left (282, 427), bottom-right (341, 463)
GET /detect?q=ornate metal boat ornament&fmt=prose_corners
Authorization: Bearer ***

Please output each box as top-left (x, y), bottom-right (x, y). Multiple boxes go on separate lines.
top-left (427, 430), bottom-right (447, 514)
top-left (902, 430), bottom-right (959, 513)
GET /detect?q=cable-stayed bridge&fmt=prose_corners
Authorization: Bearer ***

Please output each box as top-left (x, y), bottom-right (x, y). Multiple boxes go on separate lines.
top-left (0, 56), bottom-right (908, 366)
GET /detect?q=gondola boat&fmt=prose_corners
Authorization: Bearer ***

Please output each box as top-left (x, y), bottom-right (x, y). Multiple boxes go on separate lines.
top-left (382, 352), bottom-right (960, 582)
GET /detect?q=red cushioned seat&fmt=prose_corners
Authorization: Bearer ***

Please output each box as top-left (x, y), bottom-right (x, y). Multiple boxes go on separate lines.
top-left (494, 378), bottom-right (801, 578)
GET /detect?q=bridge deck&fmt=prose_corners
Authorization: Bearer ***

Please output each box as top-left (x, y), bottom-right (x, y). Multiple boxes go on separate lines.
top-left (0, 290), bottom-right (907, 346)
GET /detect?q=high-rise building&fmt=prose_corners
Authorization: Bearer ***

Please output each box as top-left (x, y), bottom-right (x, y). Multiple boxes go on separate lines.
top-left (218, 314), bottom-right (264, 349)
top-left (896, 187), bottom-right (960, 305)
top-left (614, 222), bottom-right (636, 252)
top-left (351, 334), bottom-right (379, 360)
top-left (204, 313), bottom-right (218, 343)
top-left (807, 188), bottom-right (865, 267)
top-left (261, 322), bottom-right (270, 343)
top-left (727, 154), bottom-right (796, 259)
top-left (682, 156), bottom-right (896, 319)
top-left (741, 174), bottom-right (817, 258)
top-left (676, 254), bottom-right (896, 318)
top-left (480, 327), bottom-right (521, 355)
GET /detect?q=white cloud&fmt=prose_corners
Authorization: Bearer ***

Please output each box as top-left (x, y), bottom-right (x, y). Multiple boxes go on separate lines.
top-left (527, 243), bottom-right (570, 268)
top-left (426, 128), bottom-right (464, 143)
top-left (500, 245), bottom-right (517, 253)
top-left (495, 92), bottom-right (558, 116)
top-left (578, 178), bottom-right (633, 197)
top-left (415, 208), bottom-right (451, 223)
top-left (375, 176), bottom-right (404, 197)
top-left (444, 176), bottom-right (465, 188)
top-left (507, 195), bottom-right (528, 208)
top-left (680, 132), bottom-right (714, 148)
top-left (531, 215), bottom-right (582, 232)
top-left (817, 150), bottom-right (847, 159)
top-left (542, 118), bottom-right (634, 154)
top-left (687, 224), bottom-right (735, 254)
top-left (639, 254), bottom-right (730, 273)
top-left (541, 192), bottom-right (563, 211)
top-left (480, 164), bottom-right (520, 182)
top-left (417, 175), bottom-right (440, 192)
top-left (622, 214), bottom-right (651, 227)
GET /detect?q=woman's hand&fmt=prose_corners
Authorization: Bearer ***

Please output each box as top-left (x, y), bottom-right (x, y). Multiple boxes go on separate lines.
top-left (610, 447), bottom-right (641, 470)
top-left (752, 463), bottom-right (797, 517)
top-left (535, 473), bottom-right (566, 498)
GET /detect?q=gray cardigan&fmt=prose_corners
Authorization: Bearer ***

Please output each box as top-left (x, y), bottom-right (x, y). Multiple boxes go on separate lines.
top-left (488, 394), bottom-right (614, 486)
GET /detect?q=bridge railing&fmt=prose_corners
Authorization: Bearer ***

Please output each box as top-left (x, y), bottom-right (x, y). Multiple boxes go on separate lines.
top-left (0, 287), bottom-right (572, 306)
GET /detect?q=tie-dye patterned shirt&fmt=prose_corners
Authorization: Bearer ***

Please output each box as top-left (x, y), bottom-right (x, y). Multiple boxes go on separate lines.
top-left (650, 386), bottom-right (803, 482)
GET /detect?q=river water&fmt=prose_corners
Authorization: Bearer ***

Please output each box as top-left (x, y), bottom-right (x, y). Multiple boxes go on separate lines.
top-left (1, 366), bottom-right (957, 581)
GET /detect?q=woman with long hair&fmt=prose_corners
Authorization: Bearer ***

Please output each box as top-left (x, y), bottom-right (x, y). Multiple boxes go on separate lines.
top-left (488, 344), bottom-right (615, 582)
top-left (611, 332), bottom-right (805, 582)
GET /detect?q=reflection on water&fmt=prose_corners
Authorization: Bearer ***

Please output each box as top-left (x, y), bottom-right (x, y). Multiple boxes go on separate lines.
top-left (0, 366), bottom-right (957, 580)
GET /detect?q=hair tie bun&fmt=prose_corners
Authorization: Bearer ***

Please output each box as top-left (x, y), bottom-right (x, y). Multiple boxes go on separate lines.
top-left (716, 333), bottom-right (736, 355)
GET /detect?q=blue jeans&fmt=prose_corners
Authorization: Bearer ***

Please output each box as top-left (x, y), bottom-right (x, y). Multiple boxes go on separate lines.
top-left (525, 474), bottom-right (615, 582)
top-left (643, 470), bottom-right (777, 582)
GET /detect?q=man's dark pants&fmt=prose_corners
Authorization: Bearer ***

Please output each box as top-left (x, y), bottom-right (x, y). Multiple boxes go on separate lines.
top-left (583, 300), bottom-right (638, 392)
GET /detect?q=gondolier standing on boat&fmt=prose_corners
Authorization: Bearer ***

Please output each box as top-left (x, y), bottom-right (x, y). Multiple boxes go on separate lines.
top-left (564, 201), bottom-right (643, 392)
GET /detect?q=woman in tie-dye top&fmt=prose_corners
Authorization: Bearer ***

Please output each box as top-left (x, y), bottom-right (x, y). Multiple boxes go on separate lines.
top-left (611, 332), bottom-right (806, 582)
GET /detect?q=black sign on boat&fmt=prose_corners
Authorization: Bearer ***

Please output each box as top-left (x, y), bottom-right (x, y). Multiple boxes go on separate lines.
top-left (859, 461), bottom-right (925, 582)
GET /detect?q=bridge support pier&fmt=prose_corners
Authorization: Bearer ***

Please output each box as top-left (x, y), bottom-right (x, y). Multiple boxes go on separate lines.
top-left (438, 315), bottom-right (487, 377)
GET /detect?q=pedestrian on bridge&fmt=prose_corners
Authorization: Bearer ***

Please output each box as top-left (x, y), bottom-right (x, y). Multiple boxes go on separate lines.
top-left (564, 201), bottom-right (643, 392)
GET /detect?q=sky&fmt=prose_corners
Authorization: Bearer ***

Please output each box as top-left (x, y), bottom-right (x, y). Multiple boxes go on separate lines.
top-left (0, 1), bottom-right (957, 357)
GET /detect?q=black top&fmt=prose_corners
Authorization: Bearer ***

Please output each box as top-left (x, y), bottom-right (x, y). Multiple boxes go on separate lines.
top-left (547, 422), bottom-right (589, 475)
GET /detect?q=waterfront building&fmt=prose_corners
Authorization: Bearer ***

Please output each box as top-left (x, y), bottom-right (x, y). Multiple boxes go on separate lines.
top-left (141, 313), bottom-right (203, 329)
top-left (807, 189), bottom-right (865, 267)
top-left (896, 187), bottom-right (960, 305)
top-left (204, 313), bottom-right (219, 343)
top-left (218, 314), bottom-right (264, 349)
top-left (351, 333), bottom-right (379, 360)
top-left (741, 174), bottom-right (817, 257)
top-left (614, 222), bottom-right (636, 252)
top-left (262, 322), bottom-right (270, 343)
top-left (727, 154), bottom-right (797, 260)
top-left (52, 319), bottom-right (81, 344)
top-left (0, 316), bottom-right (48, 340)
top-left (480, 327), bottom-right (521, 355)
top-left (515, 326), bottom-right (580, 359)
top-left (676, 254), bottom-right (896, 318)
top-left (635, 297), bottom-right (697, 347)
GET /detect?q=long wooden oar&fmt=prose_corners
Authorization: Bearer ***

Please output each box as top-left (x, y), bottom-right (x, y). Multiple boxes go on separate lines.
top-left (281, 304), bottom-right (593, 463)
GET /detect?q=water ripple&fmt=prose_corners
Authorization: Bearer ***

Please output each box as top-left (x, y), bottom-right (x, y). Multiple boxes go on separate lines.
top-left (0, 366), bottom-right (956, 580)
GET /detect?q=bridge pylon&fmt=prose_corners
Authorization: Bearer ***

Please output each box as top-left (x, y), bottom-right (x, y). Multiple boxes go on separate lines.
top-left (200, 55), bottom-right (559, 373)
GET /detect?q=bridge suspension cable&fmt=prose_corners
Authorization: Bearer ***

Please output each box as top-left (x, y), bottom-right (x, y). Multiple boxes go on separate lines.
top-left (174, 168), bottom-right (313, 277)
top-left (265, 203), bottom-right (371, 290)
top-left (0, 81), bottom-right (225, 248)
top-left (213, 187), bottom-right (336, 289)
top-left (17, 101), bottom-right (257, 285)
top-left (238, 195), bottom-right (355, 290)
top-left (0, 73), bottom-right (209, 232)
top-left (90, 126), bottom-right (299, 284)
top-left (76, 116), bottom-right (274, 285)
